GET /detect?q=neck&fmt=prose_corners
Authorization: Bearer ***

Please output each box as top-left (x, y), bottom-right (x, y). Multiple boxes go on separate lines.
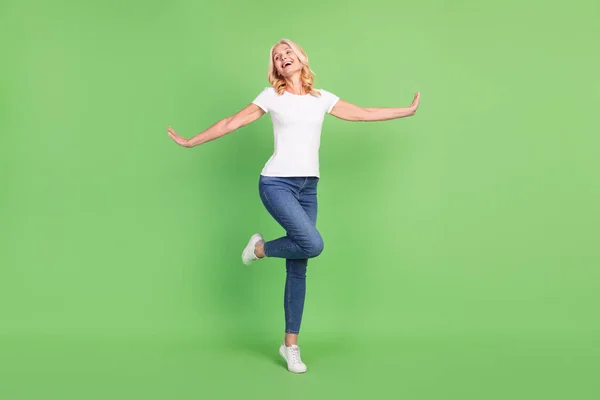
top-left (285, 73), bottom-right (304, 95)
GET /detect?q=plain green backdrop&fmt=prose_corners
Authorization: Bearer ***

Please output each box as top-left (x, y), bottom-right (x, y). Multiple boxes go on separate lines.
top-left (1, 0), bottom-right (599, 399)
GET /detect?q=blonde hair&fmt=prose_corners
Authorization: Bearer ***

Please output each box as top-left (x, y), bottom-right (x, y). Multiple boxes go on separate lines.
top-left (267, 38), bottom-right (320, 97)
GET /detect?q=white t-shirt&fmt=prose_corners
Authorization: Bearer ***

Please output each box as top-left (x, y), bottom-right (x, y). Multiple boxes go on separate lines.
top-left (252, 87), bottom-right (340, 178)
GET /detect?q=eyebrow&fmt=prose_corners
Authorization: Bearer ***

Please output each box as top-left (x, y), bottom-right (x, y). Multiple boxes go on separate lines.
top-left (274, 48), bottom-right (291, 57)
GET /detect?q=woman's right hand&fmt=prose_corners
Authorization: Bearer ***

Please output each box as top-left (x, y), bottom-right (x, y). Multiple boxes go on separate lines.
top-left (167, 126), bottom-right (191, 148)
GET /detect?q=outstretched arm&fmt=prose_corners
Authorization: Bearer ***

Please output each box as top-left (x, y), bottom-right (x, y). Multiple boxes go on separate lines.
top-left (167, 103), bottom-right (266, 148)
top-left (330, 92), bottom-right (420, 122)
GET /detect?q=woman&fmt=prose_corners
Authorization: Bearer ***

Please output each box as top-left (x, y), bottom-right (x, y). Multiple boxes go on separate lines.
top-left (167, 38), bottom-right (420, 374)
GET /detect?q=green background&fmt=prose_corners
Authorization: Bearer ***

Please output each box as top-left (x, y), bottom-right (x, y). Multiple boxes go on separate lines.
top-left (1, 0), bottom-right (599, 398)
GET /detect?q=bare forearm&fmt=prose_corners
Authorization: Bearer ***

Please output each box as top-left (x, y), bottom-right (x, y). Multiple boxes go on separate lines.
top-left (362, 107), bottom-right (415, 122)
top-left (185, 118), bottom-right (233, 147)
top-left (168, 104), bottom-right (263, 148)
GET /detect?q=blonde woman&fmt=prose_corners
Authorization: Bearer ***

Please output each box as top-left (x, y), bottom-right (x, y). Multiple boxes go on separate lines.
top-left (167, 38), bottom-right (420, 373)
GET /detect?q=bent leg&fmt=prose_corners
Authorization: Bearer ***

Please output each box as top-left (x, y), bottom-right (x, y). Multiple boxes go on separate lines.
top-left (259, 177), bottom-right (323, 259)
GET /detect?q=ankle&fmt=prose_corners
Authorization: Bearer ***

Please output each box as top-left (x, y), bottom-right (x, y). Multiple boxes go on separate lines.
top-left (254, 243), bottom-right (265, 258)
top-left (284, 333), bottom-right (298, 347)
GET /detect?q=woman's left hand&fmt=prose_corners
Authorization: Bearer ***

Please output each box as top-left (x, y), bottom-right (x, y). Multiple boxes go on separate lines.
top-left (409, 92), bottom-right (420, 115)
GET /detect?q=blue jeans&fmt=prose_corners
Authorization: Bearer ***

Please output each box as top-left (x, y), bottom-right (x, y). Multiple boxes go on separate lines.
top-left (258, 175), bottom-right (324, 334)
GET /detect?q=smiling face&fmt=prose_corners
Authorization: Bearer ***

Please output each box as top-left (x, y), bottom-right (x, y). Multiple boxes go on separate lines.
top-left (266, 39), bottom-right (316, 95)
top-left (272, 44), bottom-right (302, 77)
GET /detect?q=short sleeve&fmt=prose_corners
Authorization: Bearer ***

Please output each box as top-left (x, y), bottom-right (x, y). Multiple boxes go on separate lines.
top-left (319, 89), bottom-right (340, 114)
top-left (252, 87), bottom-right (273, 113)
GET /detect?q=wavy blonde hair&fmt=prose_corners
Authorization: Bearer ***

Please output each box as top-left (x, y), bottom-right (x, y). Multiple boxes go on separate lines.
top-left (267, 38), bottom-right (320, 97)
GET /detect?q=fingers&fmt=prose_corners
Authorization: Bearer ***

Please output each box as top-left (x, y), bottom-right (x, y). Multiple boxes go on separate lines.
top-left (408, 92), bottom-right (420, 114)
top-left (167, 126), bottom-right (180, 140)
top-left (167, 126), bottom-right (185, 145)
top-left (412, 92), bottom-right (420, 107)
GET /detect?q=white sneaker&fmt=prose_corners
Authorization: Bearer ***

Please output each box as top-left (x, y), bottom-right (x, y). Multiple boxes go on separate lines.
top-left (241, 233), bottom-right (264, 265)
top-left (279, 343), bottom-right (307, 373)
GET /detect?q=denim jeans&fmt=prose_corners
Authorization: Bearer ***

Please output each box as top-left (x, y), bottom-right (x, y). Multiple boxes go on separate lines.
top-left (258, 175), bottom-right (323, 334)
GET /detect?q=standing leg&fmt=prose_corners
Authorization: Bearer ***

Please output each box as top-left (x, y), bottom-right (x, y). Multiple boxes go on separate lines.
top-left (283, 177), bottom-right (319, 345)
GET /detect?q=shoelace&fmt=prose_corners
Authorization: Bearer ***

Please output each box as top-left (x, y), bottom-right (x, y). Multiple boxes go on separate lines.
top-left (289, 347), bottom-right (302, 364)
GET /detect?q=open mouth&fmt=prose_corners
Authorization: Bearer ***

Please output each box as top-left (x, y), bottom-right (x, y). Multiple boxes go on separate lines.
top-left (283, 61), bottom-right (293, 68)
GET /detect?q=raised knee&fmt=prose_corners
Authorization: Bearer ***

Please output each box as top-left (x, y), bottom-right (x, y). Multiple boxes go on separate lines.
top-left (305, 234), bottom-right (324, 258)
